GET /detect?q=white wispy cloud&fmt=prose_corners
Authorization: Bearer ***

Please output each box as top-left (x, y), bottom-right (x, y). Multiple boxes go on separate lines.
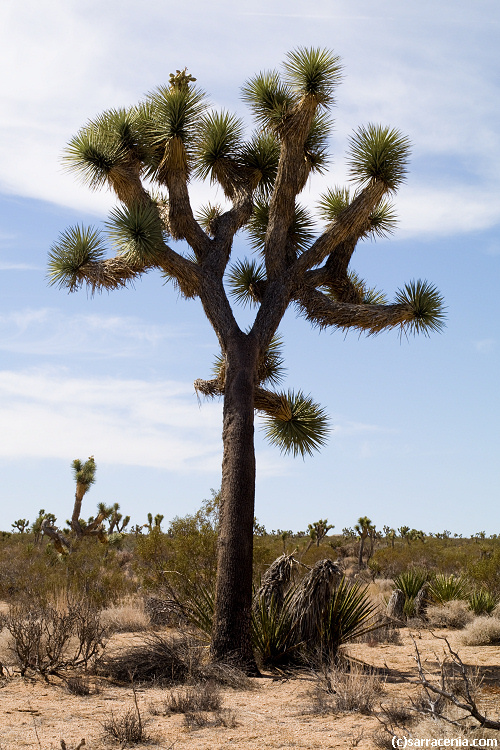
top-left (0, 368), bottom-right (297, 477)
top-left (0, 263), bottom-right (40, 271)
top-left (0, 368), bottom-right (223, 469)
top-left (0, 0), bottom-right (498, 237)
top-left (0, 308), bottom-right (193, 357)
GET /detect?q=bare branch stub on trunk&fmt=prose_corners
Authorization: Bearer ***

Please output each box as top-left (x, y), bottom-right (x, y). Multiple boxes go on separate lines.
top-left (48, 47), bottom-right (445, 672)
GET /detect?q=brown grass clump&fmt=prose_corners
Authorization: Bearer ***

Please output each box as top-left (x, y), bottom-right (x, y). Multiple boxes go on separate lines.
top-left (459, 616), bottom-right (500, 646)
top-left (307, 664), bottom-right (383, 715)
top-left (426, 600), bottom-right (474, 629)
top-left (151, 681), bottom-right (222, 715)
top-left (100, 598), bottom-right (149, 633)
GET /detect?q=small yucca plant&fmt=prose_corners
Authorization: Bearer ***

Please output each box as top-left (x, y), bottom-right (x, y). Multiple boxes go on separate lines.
top-left (252, 591), bottom-right (301, 667)
top-left (393, 569), bottom-right (428, 600)
top-left (429, 574), bottom-right (469, 604)
top-left (468, 589), bottom-right (499, 616)
top-left (320, 577), bottom-right (379, 661)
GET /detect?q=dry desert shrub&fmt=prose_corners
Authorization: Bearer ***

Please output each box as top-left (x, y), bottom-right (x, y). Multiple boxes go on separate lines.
top-left (151, 681), bottom-right (222, 714)
top-left (426, 600), bottom-right (474, 629)
top-left (356, 622), bottom-right (402, 646)
top-left (459, 616), bottom-right (500, 646)
top-left (97, 633), bottom-right (203, 684)
top-left (4, 595), bottom-right (108, 677)
top-left (308, 664), bottom-right (383, 715)
top-left (100, 598), bottom-right (149, 633)
top-left (96, 632), bottom-right (249, 688)
top-left (183, 707), bottom-right (238, 730)
top-left (65, 674), bottom-right (100, 696)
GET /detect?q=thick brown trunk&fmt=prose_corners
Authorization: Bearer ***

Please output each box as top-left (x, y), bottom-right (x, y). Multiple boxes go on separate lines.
top-left (71, 487), bottom-right (85, 538)
top-left (211, 332), bottom-right (260, 674)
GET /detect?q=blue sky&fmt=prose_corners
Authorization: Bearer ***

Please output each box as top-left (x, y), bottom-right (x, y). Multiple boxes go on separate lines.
top-left (0, 0), bottom-right (499, 535)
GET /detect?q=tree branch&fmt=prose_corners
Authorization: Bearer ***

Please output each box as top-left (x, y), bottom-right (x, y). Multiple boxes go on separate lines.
top-left (265, 98), bottom-right (317, 278)
top-left (411, 633), bottom-right (500, 730)
top-left (165, 170), bottom-right (211, 259)
top-left (294, 285), bottom-right (411, 334)
top-left (68, 250), bottom-right (201, 298)
top-left (293, 180), bottom-right (386, 276)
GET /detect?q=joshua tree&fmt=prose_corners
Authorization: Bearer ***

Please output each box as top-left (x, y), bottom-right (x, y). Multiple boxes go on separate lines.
top-left (145, 512), bottom-right (164, 533)
top-left (70, 456), bottom-right (111, 538)
top-left (107, 503), bottom-right (131, 533)
top-left (48, 48), bottom-right (444, 671)
top-left (355, 516), bottom-right (374, 568)
top-left (308, 519), bottom-right (334, 547)
top-left (398, 524), bottom-right (411, 545)
top-left (11, 518), bottom-right (29, 534)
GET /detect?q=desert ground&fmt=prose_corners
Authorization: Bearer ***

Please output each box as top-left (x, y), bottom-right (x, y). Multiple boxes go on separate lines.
top-left (1, 623), bottom-right (499, 750)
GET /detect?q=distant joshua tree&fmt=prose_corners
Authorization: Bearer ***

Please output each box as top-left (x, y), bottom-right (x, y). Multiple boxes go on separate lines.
top-left (307, 519), bottom-right (334, 547)
top-left (355, 516), bottom-right (374, 567)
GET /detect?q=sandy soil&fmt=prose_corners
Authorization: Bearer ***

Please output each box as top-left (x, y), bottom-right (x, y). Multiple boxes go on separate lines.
top-left (0, 628), bottom-right (499, 749)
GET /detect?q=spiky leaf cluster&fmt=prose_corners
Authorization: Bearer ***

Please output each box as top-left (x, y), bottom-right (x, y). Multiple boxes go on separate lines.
top-left (106, 203), bottom-right (165, 263)
top-left (226, 258), bottom-right (266, 307)
top-left (395, 280), bottom-right (446, 336)
top-left (142, 84), bottom-right (208, 176)
top-left (347, 271), bottom-right (388, 305)
top-left (241, 71), bottom-right (294, 132)
top-left (247, 200), bottom-right (315, 255)
top-left (47, 226), bottom-right (106, 290)
top-left (63, 108), bottom-right (149, 191)
top-left (261, 391), bottom-right (330, 458)
top-left (72, 457), bottom-right (96, 491)
top-left (193, 111), bottom-right (244, 184)
top-left (240, 133), bottom-right (280, 198)
top-left (303, 113), bottom-right (332, 175)
top-left (257, 336), bottom-right (286, 387)
top-left (283, 47), bottom-right (343, 105)
top-left (211, 335), bottom-right (285, 387)
top-left (347, 124), bottom-right (411, 192)
top-left (195, 203), bottom-right (224, 237)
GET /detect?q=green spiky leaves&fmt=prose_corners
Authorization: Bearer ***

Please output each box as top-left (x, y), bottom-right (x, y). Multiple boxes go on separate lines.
top-left (47, 226), bottom-right (106, 290)
top-left (63, 108), bottom-right (149, 191)
top-left (261, 390), bottom-right (330, 458)
top-left (106, 202), bottom-right (165, 264)
top-left (212, 335), bottom-right (286, 388)
top-left (242, 71), bottom-right (294, 133)
top-left (283, 47), bottom-right (342, 105)
top-left (247, 201), bottom-right (315, 255)
top-left (347, 124), bottom-right (411, 192)
top-left (317, 187), bottom-right (398, 239)
top-left (347, 271), bottom-right (388, 305)
top-left (395, 280), bottom-right (446, 335)
top-left (193, 111), bottom-right (244, 186)
top-left (196, 203), bottom-right (224, 237)
top-left (72, 456), bottom-right (96, 491)
top-left (240, 133), bottom-right (280, 199)
top-left (143, 83), bottom-right (208, 177)
top-left (226, 258), bottom-right (266, 307)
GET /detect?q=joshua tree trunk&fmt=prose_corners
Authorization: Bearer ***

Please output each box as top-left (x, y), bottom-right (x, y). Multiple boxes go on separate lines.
top-left (358, 536), bottom-right (366, 568)
top-left (211, 333), bottom-right (260, 674)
